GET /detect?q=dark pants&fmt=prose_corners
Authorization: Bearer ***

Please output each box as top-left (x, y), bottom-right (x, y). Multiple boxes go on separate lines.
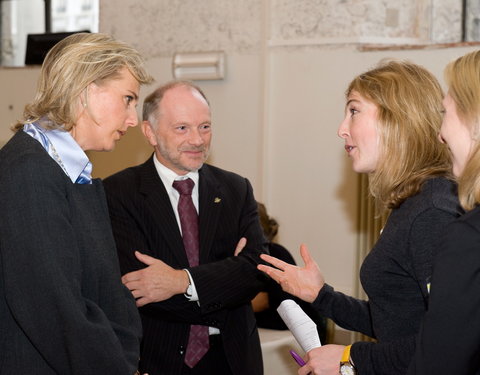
top-left (182, 334), bottom-right (232, 375)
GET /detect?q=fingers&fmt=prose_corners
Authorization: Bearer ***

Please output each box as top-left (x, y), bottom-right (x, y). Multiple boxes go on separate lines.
top-left (126, 283), bottom-right (149, 306)
top-left (298, 365), bottom-right (313, 375)
top-left (257, 264), bottom-right (284, 283)
top-left (299, 244), bottom-right (313, 266)
top-left (122, 270), bottom-right (140, 285)
top-left (234, 237), bottom-right (247, 256)
top-left (134, 251), bottom-right (157, 265)
top-left (135, 296), bottom-right (149, 307)
top-left (260, 253), bottom-right (290, 270)
top-left (258, 253), bottom-right (295, 286)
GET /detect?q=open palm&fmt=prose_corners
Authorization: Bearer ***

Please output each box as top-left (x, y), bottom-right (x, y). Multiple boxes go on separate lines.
top-left (258, 244), bottom-right (324, 303)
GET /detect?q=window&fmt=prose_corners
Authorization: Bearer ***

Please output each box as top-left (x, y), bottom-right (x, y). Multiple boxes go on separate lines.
top-left (0, 0), bottom-right (98, 67)
top-left (49, 0), bottom-right (98, 33)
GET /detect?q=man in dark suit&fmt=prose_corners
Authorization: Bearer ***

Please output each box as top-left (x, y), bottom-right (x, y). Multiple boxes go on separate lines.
top-left (103, 81), bottom-right (267, 375)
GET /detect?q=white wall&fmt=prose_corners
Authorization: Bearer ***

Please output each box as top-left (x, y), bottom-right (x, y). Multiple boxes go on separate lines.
top-left (0, 0), bottom-right (478, 299)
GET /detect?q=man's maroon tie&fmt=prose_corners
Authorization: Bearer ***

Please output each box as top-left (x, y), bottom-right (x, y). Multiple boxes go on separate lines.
top-left (173, 178), bottom-right (209, 368)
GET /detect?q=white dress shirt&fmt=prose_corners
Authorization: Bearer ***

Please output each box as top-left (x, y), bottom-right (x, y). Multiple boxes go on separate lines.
top-left (152, 156), bottom-right (220, 335)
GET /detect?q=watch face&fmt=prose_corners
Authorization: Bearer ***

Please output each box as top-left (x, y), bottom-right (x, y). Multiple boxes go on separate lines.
top-left (340, 363), bottom-right (356, 375)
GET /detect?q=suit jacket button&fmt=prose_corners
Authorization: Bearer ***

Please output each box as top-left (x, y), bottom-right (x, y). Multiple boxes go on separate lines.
top-left (179, 345), bottom-right (185, 355)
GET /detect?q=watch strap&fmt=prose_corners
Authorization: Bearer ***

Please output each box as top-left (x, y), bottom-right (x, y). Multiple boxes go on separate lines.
top-left (341, 345), bottom-right (352, 363)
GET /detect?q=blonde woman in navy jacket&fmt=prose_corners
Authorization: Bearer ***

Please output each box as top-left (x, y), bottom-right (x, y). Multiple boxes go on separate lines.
top-left (0, 33), bottom-right (152, 374)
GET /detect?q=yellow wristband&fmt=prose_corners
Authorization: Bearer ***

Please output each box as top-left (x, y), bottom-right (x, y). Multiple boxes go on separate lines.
top-left (341, 345), bottom-right (352, 363)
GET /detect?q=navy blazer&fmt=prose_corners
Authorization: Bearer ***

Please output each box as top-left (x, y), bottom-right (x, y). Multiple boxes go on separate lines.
top-left (0, 131), bottom-right (142, 374)
top-left (103, 155), bottom-right (267, 375)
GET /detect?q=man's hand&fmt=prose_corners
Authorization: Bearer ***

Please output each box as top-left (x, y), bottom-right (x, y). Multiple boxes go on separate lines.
top-left (234, 237), bottom-right (247, 256)
top-left (122, 251), bottom-right (189, 307)
top-left (257, 244), bottom-right (324, 303)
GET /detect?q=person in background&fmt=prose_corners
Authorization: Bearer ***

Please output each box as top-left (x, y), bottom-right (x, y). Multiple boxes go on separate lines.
top-left (252, 202), bottom-right (327, 343)
top-left (103, 81), bottom-right (267, 375)
top-left (0, 33), bottom-right (153, 374)
top-left (407, 49), bottom-right (480, 375)
top-left (258, 60), bottom-right (462, 375)
top-left (252, 202), bottom-right (294, 329)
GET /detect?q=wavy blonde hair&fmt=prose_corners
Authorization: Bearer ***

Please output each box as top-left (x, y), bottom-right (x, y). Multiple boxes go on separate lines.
top-left (13, 32), bottom-right (153, 132)
top-left (446, 50), bottom-right (480, 210)
top-left (347, 60), bottom-right (451, 212)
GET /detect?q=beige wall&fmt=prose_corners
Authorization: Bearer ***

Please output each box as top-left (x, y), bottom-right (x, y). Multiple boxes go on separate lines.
top-left (265, 45), bottom-right (479, 295)
top-left (0, 67), bottom-right (39, 141)
top-left (2, 45), bottom-right (477, 297)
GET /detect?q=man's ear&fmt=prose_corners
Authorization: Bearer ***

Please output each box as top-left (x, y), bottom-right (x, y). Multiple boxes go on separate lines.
top-left (141, 120), bottom-right (158, 147)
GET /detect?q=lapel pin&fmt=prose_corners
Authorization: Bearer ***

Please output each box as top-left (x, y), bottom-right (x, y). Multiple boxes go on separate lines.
top-left (214, 197), bottom-right (221, 203)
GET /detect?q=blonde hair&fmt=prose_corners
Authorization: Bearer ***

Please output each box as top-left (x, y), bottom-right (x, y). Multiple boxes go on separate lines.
top-left (446, 50), bottom-right (480, 210)
top-left (347, 60), bottom-right (451, 212)
top-left (14, 32), bottom-right (153, 132)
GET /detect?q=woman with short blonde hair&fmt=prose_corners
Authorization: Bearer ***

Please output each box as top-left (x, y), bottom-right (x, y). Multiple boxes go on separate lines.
top-left (14, 32), bottom-right (152, 132)
top-left (0, 32), bottom-right (153, 374)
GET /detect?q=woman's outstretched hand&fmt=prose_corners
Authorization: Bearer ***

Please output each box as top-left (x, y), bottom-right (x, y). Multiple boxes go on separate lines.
top-left (257, 244), bottom-right (324, 303)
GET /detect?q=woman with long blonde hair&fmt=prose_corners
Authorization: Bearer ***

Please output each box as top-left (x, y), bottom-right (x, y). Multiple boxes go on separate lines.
top-left (259, 60), bottom-right (462, 375)
top-left (408, 49), bottom-right (480, 375)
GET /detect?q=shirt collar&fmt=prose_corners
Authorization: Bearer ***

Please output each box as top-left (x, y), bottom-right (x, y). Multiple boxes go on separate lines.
top-left (23, 122), bottom-right (92, 184)
top-left (153, 153), bottom-right (199, 190)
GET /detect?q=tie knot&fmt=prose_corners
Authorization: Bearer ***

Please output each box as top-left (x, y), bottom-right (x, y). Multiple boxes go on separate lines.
top-left (173, 178), bottom-right (195, 195)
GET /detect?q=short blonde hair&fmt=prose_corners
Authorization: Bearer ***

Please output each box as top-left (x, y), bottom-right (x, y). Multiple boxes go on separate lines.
top-left (14, 32), bottom-right (153, 132)
top-left (446, 50), bottom-right (480, 210)
top-left (347, 60), bottom-right (451, 211)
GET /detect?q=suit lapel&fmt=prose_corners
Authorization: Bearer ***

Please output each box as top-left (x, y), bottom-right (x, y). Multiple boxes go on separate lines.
top-left (138, 156), bottom-right (189, 267)
top-left (198, 165), bottom-right (222, 263)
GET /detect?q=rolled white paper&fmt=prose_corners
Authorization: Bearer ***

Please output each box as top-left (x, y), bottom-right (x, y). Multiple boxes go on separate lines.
top-left (277, 299), bottom-right (322, 352)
